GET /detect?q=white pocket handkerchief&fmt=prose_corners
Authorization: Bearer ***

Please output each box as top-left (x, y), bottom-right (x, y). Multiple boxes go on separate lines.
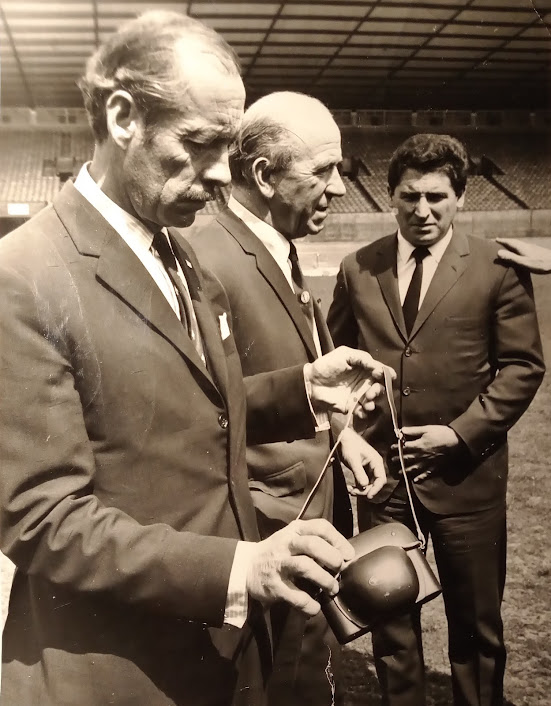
top-left (219, 312), bottom-right (231, 340)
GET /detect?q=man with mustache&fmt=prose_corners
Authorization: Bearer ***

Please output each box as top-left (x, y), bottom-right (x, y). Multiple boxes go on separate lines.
top-left (0, 12), bottom-right (389, 706)
top-left (192, 91), bottom-right (386, 705)
top-left (328, 133), bottom-right (545, 706)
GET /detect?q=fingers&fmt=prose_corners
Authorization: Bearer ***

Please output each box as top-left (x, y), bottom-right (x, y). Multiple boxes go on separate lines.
top-left (413, 468), bottom-right (435, 484)
top-left (288, 531), bottom-right (347, 576)
top-left (339, 347), bottom-right (386, 380)
top-left (495, 237), bottom-right (523, 254)
top-left (246, 520), bottom-right (354, 616)
top-left (270, 579), bottom-right (322, 617)
top-left (366, 459), bottom-right (387, 498)
top-left (496, 249), bottom-right (523, 266)
top-left (291, 519), bottom-right (355, 564)
top-left (344, 451), bottom-right (371, 489)
top-left (360, 381), bottom-right (383, 402)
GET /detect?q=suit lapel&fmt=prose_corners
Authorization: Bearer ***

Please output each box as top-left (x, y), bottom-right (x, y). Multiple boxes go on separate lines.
top-left (169, 230), bottom-right (229, 402)
top-left (217, 208), bottom-right (318, 360)
top-left (53, 181), bottom-right (219, 393)
top-left (410, 231), bottom-right (470, 338)
top-left (375, 234), bottom-right (408, 341)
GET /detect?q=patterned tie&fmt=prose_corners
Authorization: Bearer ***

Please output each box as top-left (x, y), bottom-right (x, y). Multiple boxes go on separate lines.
top-left (288, 241), bottom-right (314, 333)
top-left (402, 246), bottom-right (430, 336)
top-left (151, 231), bottom-right (205, 361)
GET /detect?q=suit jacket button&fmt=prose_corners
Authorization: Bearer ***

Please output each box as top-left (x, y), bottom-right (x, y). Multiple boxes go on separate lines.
top-left (218, 413), bottom-right (229, 429)
top-left (404, 347), bottom-right (412, 357)
top-left (402, 386), bottom-right (411, 396)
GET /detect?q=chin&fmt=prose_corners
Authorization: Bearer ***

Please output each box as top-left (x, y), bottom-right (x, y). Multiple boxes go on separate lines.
top-left (168, 212), bottom-right (197, 229)
top-left (308, 221), bottom-right (325, 235)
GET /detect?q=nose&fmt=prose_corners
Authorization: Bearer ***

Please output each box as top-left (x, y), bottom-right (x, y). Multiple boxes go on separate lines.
top-left (414, 195), bottom-right (430, 218)
top-left (327, 166), bottom-right (346, 198)
top-left (202, 145), bottom-right (232, 187)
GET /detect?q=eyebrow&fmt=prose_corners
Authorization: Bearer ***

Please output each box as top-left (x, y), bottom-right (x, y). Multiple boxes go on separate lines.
top-left (314, 158), bottom-right (341, 173)
top-left (183, 126), bottom-right (237, 142)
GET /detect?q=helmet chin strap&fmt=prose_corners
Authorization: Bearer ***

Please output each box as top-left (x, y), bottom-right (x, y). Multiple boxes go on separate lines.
top-left (296, 365), bottom-right (426, 550)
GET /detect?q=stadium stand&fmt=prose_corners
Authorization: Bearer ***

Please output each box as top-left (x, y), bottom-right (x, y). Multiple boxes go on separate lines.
top-left (1, 118), bottom-right (550, 231)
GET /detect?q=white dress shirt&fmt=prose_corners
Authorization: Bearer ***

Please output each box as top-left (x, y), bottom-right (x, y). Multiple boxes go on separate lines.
top-left (73, 164), bottom-right (249, 628)
top-left (396, 227), bottom-right (454, 307)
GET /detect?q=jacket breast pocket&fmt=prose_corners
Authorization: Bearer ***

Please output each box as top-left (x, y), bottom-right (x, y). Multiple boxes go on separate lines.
top-left (249, 461), bottom-right (307, 498)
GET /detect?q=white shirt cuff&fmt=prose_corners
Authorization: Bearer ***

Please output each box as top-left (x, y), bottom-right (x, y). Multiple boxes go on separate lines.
top-left (303, 365), bottom-right (331, 432)
top-left (224, 540), bottom-right (256, 628)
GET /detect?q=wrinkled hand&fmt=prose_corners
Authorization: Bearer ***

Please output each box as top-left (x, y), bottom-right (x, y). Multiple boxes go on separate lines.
top-left (246, 519), bottom-right (354, 616)
top-left (496, 238), bottom-right (551, 274)
top-left (339, 427), bottom-right (386, 498)
top-left (390, 425), bottom-right (462, 483)
top-left (304, 347), bottom-right (392, 416)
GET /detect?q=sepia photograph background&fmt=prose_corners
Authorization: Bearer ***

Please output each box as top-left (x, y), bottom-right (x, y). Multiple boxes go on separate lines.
top-left (1, 1), bottom-right (550, 704)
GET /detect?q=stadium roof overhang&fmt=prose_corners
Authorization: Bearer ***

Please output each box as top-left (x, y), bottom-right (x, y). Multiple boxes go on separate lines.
top-left (1, 0), bottom-right (550, 110)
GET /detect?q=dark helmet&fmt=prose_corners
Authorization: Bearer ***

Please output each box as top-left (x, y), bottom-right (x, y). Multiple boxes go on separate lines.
top-left (322, 522), bottom-right (441, 643)
top-left (335, 544), bottom-right (419, 628)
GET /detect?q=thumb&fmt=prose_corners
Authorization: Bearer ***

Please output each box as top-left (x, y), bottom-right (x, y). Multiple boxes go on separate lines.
top-left (346, 451), bottom-right (371, 489)
top-left (401, 426), bottom-right (426, 439)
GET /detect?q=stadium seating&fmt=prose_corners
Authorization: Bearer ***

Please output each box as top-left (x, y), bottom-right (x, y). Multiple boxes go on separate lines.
top-left (0, 128), bottom-right (550, 214)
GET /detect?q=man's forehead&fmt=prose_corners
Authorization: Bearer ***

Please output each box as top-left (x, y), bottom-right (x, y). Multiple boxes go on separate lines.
top-left (398, 169), bottom-right (453, 191)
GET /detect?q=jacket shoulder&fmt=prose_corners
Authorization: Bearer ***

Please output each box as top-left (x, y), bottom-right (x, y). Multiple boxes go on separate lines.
top-left (0, 205), bottom-right (68, 272)
top-left (341, 234), bottom-right (395, 271)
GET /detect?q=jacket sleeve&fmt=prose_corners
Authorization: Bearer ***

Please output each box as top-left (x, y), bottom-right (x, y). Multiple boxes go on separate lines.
top-left (327, 259), bottom-right (361, 349)
top-left (200, 263), bottom-right (316, 446)
top-left (449, 265), bottom-right (545, 457)
top-left (0, 261), bottom-right (236, 628)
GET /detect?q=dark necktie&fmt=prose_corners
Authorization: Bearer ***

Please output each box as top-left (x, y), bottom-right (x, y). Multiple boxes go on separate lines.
top-left (288, 241), bottom-right (314, 333)
top-left (402, 246), bottom-right (430, 336)
top-left (151, 231), bottom-right (205, 361)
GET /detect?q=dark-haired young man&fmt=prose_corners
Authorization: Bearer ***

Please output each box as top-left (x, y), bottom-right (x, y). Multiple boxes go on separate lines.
top-left (328, 133), bottom-right (545, 706)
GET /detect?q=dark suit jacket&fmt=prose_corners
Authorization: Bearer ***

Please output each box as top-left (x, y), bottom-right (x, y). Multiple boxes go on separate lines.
top-left (328, 231), bottom-right (545, 514)
top-left (0, 182), bottom-right (317, 706)
top-left (191, 208), bottom-right (352, 538)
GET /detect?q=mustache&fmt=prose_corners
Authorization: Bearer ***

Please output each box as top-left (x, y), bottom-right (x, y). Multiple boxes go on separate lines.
top-left (185, 188), bottom-right (216, 203)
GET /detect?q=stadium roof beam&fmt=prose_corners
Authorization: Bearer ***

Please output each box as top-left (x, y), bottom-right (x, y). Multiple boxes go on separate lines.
top-left (243, 3), bottom-right (286, 82)
top-left (310, 0), bottom-right (388, 87)
top-left (0, 4), bottom-right (35, 109)
top-left (92, 0), bottom-right (99, 49)
top-left (452, 14), bottom-right (549, 86)
top-left (0, 0), bottom-right (549, 110)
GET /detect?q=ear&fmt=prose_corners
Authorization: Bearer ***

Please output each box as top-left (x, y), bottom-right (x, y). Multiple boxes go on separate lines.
top-left (457, 189), bottom-right (466, 208)
top-left (252, 157), bottom-right (275, 199)
top-left (105, 90), bottom-right (141, 150)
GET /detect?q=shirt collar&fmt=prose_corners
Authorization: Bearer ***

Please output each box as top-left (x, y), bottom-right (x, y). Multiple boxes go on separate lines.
top-left (227, 194), bottom-right (291, 266)
top-left (74, 162), bottom-right (158, 252)
top-left (397, 226), bottom-right (454, 264)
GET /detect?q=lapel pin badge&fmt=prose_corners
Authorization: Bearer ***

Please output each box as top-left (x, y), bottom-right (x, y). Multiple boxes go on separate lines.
top-left (300, 291), bottom-right (311, 305)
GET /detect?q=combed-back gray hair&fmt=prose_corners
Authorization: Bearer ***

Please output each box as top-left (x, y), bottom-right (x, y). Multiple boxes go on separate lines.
top-left (229, 117), bottom-right (301, 187)
top-left (79, 10), bottom-right (241, 142)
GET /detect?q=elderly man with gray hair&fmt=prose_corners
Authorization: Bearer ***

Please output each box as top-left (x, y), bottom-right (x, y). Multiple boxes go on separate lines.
top-left (193, 91), bottom-right (386, 706)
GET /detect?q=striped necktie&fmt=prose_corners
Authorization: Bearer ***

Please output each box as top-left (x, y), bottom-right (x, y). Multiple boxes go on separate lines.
top-left (151, 231), bottom-right (205, 362)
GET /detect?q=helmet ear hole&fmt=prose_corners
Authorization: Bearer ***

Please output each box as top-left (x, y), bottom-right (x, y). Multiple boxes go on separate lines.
top-left (337, 545), bottom-right (419, 627)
